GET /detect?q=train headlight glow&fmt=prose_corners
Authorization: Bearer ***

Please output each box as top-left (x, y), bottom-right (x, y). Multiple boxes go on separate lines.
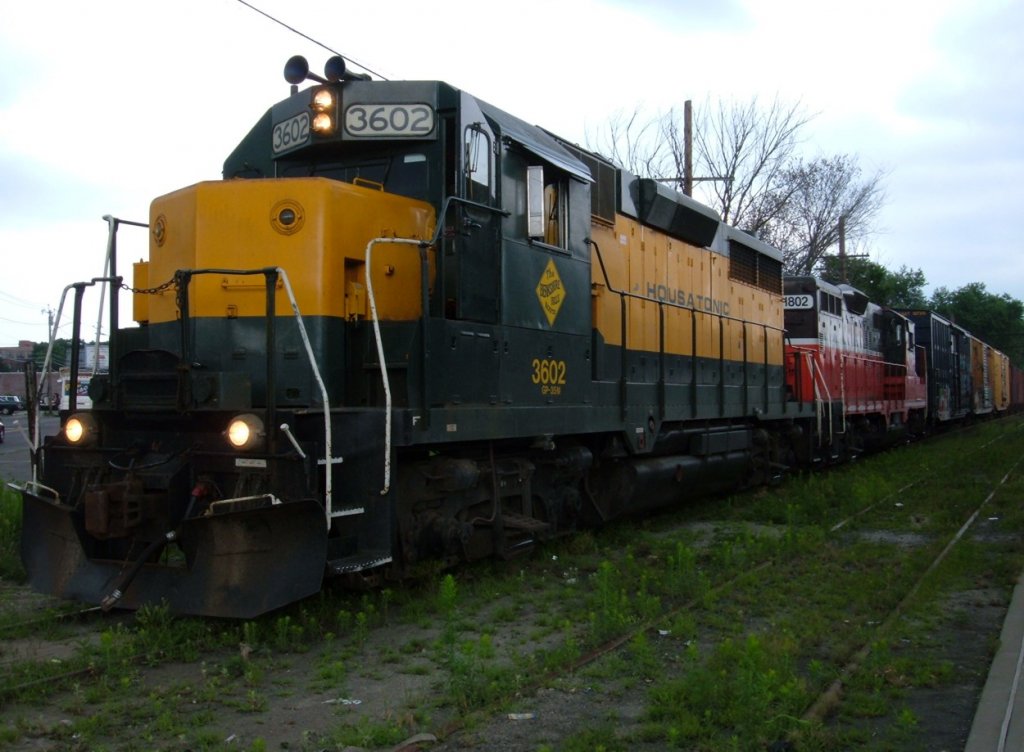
top-left (226, 413), bottom-right (265, 451)
top-left (64, 413), bottom-right (98, 446)
top-left (312, 112), bottom-right (334, 134)
top-left (312, 88), bottom-right (335, 110)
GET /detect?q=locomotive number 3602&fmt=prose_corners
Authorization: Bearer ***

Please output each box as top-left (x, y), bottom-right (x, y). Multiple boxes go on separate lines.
top-left (531, 358), bottom-right (567, 386)
top-left (272, 113), bottom-right (310, 154)
top-left (344, 104), bottom-right (435, 138)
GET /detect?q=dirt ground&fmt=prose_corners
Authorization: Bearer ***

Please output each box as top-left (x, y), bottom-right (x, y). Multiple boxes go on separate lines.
top-left (0, 538), bottom-right (1012, 752)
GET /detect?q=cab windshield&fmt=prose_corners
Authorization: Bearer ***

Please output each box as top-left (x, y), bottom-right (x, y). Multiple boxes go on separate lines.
top-left (278, 144), bottom-right (433, 203)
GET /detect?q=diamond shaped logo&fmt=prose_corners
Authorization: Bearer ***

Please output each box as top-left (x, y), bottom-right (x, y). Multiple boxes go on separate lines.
top-left (535, 258), bottom-right (565, 327)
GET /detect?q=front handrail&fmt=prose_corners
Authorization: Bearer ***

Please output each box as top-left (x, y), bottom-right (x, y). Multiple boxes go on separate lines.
top-left (173, 267), bottom-right (333, 524)
top-left (51, 264), bottom-right (335, 525)
top-left (34, 277), bottom-right (121, 483)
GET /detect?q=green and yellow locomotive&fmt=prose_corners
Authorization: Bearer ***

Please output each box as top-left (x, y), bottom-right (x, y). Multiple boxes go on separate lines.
top-left (20, 56), bottom-right (813, 617)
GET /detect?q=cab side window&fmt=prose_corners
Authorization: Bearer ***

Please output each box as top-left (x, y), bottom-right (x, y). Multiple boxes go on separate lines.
top-left (527, 164), bottom-right (567, 249)
top-left (464, 125), bottom-right (492, 204)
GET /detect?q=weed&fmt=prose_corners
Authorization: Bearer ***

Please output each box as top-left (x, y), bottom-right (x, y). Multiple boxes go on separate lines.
top-left (645, 633), bottom-right (809, 748)
top-left (243, 688), bottom-right (267, 712)
top-left (0, 484), bottom-right (25, 581)
top-left (626, 631), bottom-right (661, 679)
top-left (552, 722), bottom-right (630, 751)
top-left (896, 706), bottom-right (918, 729)
top-left (446, 635), bottom-right (519, 711)
top-left (379, 587), bottom-right (394, 624)
top-left (492, 602), bottom-right (519, 622)
top-left (588, 560), bottom-right (631, 643)
top-left (331, 713), bottom-right (419, 747)
top-left (242, 620), bottom-right (260, 649)
top-left (438, 573), bottom-right (459, 654)
top-left (272, 614), bottom-right (305, 651)
top-left (665, 540), bottom-right (705, 600)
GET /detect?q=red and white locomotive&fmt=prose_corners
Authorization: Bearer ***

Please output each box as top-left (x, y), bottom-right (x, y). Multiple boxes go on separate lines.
top-left (783, 276), bottom-right (1017, 462)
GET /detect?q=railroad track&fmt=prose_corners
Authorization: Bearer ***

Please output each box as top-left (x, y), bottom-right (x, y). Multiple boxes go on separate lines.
top-left (0, 606), bottom-right (137, 705)
top-left (431, 414), bottom-right (1024, 748)
top-left (0, 605), bottom-right (104, 639)
top-left (2, 415), bottom-right (1022, 748)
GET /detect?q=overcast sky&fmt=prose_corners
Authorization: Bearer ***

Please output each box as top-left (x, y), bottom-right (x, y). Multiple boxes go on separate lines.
top-left (1, 0), bottom-right (1020, 345)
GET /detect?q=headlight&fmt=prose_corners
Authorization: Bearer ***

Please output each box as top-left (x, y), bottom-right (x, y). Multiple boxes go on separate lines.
top-left (226, 413), bottom-right (265, 451)
top-left (65, 413), bottom-right (98, 446)
top-left (312, 112), bottom-right (335, 135)
top-left (312, 88), bottom-right (335, 110)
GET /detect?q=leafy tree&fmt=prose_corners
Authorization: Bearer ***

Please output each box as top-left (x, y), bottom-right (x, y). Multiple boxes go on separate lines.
top-left (930, 283), bottom-right (1024, 366)
top-left (31, 339), bottom-right (73, 370)
top-left (820, 258), bottom-right (928, 309)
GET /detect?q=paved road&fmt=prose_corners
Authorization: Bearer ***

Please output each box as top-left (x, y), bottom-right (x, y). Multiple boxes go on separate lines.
top-left (0, 413), bottom-right (61, 485)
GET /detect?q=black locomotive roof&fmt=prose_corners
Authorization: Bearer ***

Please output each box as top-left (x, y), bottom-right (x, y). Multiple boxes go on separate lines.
top-left (475, 99), bottom-right (592, 183)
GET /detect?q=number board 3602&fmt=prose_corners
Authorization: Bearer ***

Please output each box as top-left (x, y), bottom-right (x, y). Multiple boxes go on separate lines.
top-left (272, 112), bottom-right (310, 154)
top-left (344, 103), bottom-right (435, 138)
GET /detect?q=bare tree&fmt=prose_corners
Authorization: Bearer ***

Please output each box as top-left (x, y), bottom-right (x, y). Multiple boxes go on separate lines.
top-left (650, 97), bottom-right (809, 232)
top-left (586, 97), bottom-right (886, 275)
top-left (585, 109), bottom-right (669, 179)
top-left (588, 96), bottom-right (812, 229)
top-left (767, 155), bottom-right (886, 274)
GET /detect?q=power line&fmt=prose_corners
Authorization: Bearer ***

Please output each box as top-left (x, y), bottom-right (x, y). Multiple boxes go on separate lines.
top-left (0, 288), bottom-right (46, 310)
top-left (234, 0), bottom-right (388, 80)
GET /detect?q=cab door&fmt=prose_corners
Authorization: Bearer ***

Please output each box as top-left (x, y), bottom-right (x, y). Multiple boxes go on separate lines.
top-left (454, 114), bottom-right (501, 323)
top-left (432, 100), bottom-right (503, 407)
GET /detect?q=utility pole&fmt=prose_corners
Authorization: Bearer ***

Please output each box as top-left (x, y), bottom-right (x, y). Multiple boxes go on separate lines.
top-left (684, 100), bottom-right (693, 197)
top-left (838, 215), bottom-right (847, 282)
top-left (659, 99), bottom-right (730, 196)
top-left (836, 215), bottom-right (867, 283)
top-left (43, 306), bottom-right (54, 342)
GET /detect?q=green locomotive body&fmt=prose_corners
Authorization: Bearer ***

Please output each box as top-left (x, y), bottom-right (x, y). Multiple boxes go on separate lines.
top-left (20, 57), bottom-right (814, 616)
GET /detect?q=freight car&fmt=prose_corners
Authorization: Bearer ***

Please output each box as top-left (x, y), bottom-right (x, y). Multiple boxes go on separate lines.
top-left (19, 56), bottom-right (818, 617)
top-left (900, 310), bottom-right (1016, 424)
top-left (1013, 365), bottom-right (1024, 409)
top-left (900, 310), bottom-right (972, 425)
top-left (989, 343), bottom-right (1011, 413)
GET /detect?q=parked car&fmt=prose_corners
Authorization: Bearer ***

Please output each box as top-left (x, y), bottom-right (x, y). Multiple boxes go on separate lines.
top-left (0, 395), bottom-right (23, 415)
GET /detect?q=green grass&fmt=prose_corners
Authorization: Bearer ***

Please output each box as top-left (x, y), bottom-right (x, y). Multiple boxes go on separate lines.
top-left (2, 415), bottom-right (1023, 750)
top-left (0, 484), bottom-right (25, 581)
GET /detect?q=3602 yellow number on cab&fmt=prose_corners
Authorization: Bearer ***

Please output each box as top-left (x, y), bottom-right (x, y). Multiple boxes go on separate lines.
top-left (531, 358), bottom-right (567, 394)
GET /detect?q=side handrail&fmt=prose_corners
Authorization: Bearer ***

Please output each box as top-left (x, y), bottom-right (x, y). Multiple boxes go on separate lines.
top-left (361, 197), bottom-right (509, 496)
top-left (789, 345), bottom-right (834, 445)
top-left (586, 238), bottom-right (789, 335)
top-left (587, 238), bottom-right (788, 420)
top-left (364, 237), bottom-right (431, 496)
